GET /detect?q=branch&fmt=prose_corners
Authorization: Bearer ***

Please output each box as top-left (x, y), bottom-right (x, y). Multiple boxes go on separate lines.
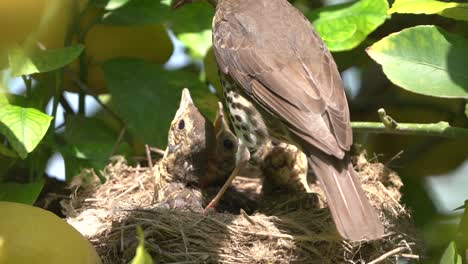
top-left (352, 108), bottom-right (468, 139)
top-left (352, 121), bottom-right (468, 138)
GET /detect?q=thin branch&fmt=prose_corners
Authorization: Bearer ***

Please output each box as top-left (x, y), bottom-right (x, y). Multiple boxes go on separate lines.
top-left (352, 108), bottom-right (468, 139)
top-left (59, 95), bottom-right (75, 114)
top-left (352, 121), bottom-right (468, 138)
top-left (109, 125), bottom-right (127, 157)
top-left (21, 75), bottom-right (32, 97)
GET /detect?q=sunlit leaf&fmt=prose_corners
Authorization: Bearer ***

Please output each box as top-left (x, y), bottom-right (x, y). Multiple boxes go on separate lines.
top-left (0, 104), bottom-right (53, 159)
top-left (367, 25), bottom-right (468, 99)
top-left (130, 226), bottom-right (153, 264)
top-left (101, 0), bottom-right (172, 25)
top-left (171, 2), bottom-right (213, 58)
top-left (8, 45), bottom-right (84, 77)
top-left (0, 181), bottom-right (44, 204)
top-left (178, 29), bottom-right (212, 59)
top-left (103, 58), bottom-right (217, 148)
top-left (389, 0), bottom-right (468, 21)
top-left (105, 0), bottom-right (130, 10)
top-left (307, 0), bottom-right (389, 51)
top-left (440, 241), bottom-right (462, 264)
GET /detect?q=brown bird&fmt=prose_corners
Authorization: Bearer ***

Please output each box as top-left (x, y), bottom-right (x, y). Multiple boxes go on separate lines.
top-left (172, 0), bottom-right (384, 240)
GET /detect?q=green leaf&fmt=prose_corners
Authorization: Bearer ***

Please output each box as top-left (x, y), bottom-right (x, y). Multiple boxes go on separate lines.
top-left (389, 0), bottom-right (468, 22)
top-left (62, 115), bottom-right (131, 179)
top-left (0, 144), bottom-right (18, 158)
top-left (0, 104), bottom-right (53, 159)
top-left (367, 25), bottom-right (468, 99)
top-left (105, 0), bottom-right (130, 10)
top-left (101, 0), bottom-right (172, 25)
top-left (103, 58), bottom-right (217, 148)
top-left (130, 226), bottom-right (153, 264)
top-left (440, 241), bottom-right (462, 264)
top-left (0, 181), bottom-right (44, 205)
top-left (171, 2), bottom-right (214, 58)
top-left (465, 103), bottom-right (468, 119)
top-left (178, 29), bottom-right (212, 59)
top-left (307, 0), bottom-right (389, 52)
top-left (8, 45), bottom-right (84, 77)
top-left (0, 93), bottom-right (27, 107)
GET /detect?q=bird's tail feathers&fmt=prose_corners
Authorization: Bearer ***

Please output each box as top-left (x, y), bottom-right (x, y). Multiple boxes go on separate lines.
top-left (307, 150), bottom-right (384, 241)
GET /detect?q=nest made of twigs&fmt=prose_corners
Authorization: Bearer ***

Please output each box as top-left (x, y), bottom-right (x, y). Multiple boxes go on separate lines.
top-left (63, 155), bottom-right (422, 264)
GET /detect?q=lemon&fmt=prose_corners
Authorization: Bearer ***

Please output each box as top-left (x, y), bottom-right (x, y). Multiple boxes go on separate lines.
top-left (0, 201), bottom-right (101, 264)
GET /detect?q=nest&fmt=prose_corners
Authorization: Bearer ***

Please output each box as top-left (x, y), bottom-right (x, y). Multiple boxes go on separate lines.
top-left (64, 155), bottom-right (423, 263)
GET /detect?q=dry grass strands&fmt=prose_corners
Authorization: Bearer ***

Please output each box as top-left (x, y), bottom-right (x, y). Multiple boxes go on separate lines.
top-left (65, 155), bottom-right (422, 263)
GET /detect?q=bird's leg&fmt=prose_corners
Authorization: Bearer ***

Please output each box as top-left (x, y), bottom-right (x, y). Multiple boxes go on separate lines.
top-left (204, 141), bottom-right (250, 212)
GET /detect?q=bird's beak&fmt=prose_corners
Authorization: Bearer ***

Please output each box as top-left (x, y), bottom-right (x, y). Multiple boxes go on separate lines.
top-left (171, 0), bottom-right (191, 9)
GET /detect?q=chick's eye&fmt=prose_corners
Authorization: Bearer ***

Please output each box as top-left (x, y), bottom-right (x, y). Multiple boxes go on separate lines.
top-left (223, 138), bottom-right (234, 150)
top-left (178, 119), bottom-right (185, 130)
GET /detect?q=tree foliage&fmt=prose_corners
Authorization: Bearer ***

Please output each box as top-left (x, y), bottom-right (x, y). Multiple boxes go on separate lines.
top-left (0, 0), bottom-right (467, 261)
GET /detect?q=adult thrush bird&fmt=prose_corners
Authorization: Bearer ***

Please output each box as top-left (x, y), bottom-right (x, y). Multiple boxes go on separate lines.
top-left (172, 0), bottom-right (384, 241)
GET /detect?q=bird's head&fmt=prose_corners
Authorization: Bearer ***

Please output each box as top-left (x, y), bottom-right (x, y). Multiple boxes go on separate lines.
top-left (163, 88), bottom-right (216, 186)
top-left (171, 0), bottom-right (216, 9)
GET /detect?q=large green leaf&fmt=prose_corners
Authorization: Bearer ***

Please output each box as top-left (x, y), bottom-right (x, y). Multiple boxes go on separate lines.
top-left (389, 0), bottom-right (468, 22)
top-left (8, 45), bottom-right (84, 77)
top-left (103, 58), bottom-right (217, 148)
top-left (0, 181), bottom-right (44, 205)
top-left (367, 25), bottom-right (468, 99)
top-left (307, 0), bottom-right (389, 52)
top-left (171, 2), bottom-right (214, 58)
top-left (0, 104), bottom-right (53, 159)
top-left (440, 241), bottom-right (462, 264)
top-left (100, 0), bottom-right (172, 25)
top-left (62, 115), bottom-right (131, 179)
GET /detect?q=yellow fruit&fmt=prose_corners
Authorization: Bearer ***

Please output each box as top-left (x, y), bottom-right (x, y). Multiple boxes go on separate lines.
top-left (63, 5), bottom-right (174, 94)
top-left (66, 23), bottom-right (173, 94)
top-left (0, 0), bottom-right (86, 68)
top-left (0, 201), bottom-right (101, 264)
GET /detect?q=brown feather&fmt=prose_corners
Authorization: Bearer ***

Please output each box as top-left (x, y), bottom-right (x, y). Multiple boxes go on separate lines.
top-left (213, 0), bottom-right (352, 157)
top-left (213, 0), bottom-right (383, 240)
top-left (307, 149), bottom-right (384, 240)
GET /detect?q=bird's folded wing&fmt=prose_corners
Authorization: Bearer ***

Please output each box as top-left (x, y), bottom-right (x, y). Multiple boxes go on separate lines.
top-left (213, 5), bottom-right (352, 158)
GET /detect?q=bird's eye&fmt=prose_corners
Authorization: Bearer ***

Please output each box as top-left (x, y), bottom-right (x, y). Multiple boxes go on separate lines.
top-left (178, 119), bottom-right (185, 130)
top-left (223, 138), bottom-right (234, 150)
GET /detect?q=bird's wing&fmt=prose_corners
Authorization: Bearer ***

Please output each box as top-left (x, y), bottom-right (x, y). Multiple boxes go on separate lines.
top-left (213, 0), bottom-right (352, 158)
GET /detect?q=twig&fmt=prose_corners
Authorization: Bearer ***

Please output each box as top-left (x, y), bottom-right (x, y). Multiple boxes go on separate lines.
top-left (384, 150), bottom-right (404, 167)
top-left (110, 125), bottom-right (126, 157)
top-left (400, 253), bottom-right (420, 260)
top-left (145, 144), bottom-right (153, 168)
top-left (59, 95), bottom-right (75, 114)
top-left (368, 247), bottom-right (408, 264)
top-left (149, 147), bottom-right (166, 156)
top-left (240, 209), bottom-right (256, 226)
